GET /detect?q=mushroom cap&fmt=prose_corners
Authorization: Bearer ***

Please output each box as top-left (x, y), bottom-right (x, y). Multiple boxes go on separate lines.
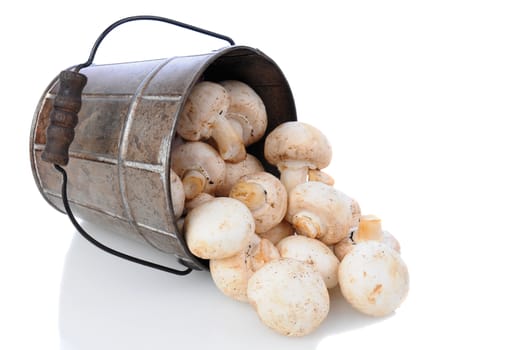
top-left (220, 80), bottom-right (268, 146)
top-left (215, 153), bottom-right (264, 197)
top-left (210, 233), bottom-right (259, 302)
top-left (210, 234), bottom-right (279, 302)
top-left (258, 220), bottom-right (294, 245)
top-left (230, 171), bottom-right (288, 233)
top-left (338, 241), bottom-right (409, 317)
top-left (247, 258), bottom-right (330, 337)
top-left (277, 235), bottom-right (340, 289)
top-left (381, 231), bottom-right (401, 253)
top-left (287, 181), bottom-right (357, 245)
top-left (171, 141), bottom-right (226, 196)
top-left (184, 197), bottom-right (254, 259)
top-left (169, 169), bottom-right (185, 219)
top-left (176, 81), bottom-right (231, 141)
top-left (264, 121), bottom-right (332, 170)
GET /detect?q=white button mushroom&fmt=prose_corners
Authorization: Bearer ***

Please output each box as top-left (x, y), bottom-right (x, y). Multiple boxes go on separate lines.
top-left (169, 169), bottom-right (185, 219)
top-left (210, 233), bottom-right (280, 302)
top-left (277, 235), bottom-right (340, 289)
top-left (338, 241), bottom-right (409, 317)
top-left (176, 81), bottom-right (246, 162)
top-left (229, 171), bottom-right (287, 234)
top-left (247, 258), bottom-right (330, 337)
top-left (184, 197), bottom-right (255, 259)
top-left (258, 220), bottom-right (294, 245)
top-left (220, 80), bottom-right (268, 146)
top-left (287, 181), bottom-right (359, 245)
top-left (171, 141), bottom-right (226, 200)
top-left (264, 121), bottom-right (332, 192)
top-left (215, 153), bottom-right (264, 197)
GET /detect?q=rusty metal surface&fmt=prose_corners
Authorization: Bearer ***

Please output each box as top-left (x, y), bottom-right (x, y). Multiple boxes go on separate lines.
top-left (30, 46), bottom-right (297, 270)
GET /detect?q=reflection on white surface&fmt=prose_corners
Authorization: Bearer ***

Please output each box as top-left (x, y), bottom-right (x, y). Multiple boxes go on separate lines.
top-left (59, 222), bottom-right (386, 350)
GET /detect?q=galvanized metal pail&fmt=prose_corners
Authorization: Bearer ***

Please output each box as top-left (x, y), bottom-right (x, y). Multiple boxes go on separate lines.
top-left (29, 17), bottom-right (296, 271)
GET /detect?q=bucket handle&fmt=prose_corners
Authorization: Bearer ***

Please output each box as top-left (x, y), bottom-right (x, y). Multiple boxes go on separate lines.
top-left (41, 16), bottom-right (235, 275)
top-left (42, 15), bottom-right (235, 165)
top-left (77, 15), bottom-right (236, 71)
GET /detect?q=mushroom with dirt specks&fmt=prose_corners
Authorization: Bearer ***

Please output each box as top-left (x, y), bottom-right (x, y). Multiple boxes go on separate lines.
top-left (176, 81), bottom-right (246, 162)
top-left (215, 153), bottom-right (264, 197)
top-left (229, 171), bottom-right (287, 234)
top-left (171, 141), bottom-right (226, 200)
top-left (286, 181), bottom-right (358, 245)
top-left (220, 80), bottom-right (268, 146)
top-left (338, 241), bottom-right (409, 317)
top-left (277, 235), bottom-right (340, 289)
top-left (184, 197), bottom-right (254, 259)
top-left (247, 258), bottom-right (330, 336)
top-left (210, 233), bottom-right (280, 302)
top-left (264, 122), bottom-right (332, 192)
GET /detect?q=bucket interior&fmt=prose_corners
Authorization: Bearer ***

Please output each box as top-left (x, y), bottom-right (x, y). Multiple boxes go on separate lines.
top-left (182, 47), bottom-right (297, 177)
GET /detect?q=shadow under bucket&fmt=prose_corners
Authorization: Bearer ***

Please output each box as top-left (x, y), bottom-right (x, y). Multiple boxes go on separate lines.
top-left (30, 44), bottom-right (296, 271)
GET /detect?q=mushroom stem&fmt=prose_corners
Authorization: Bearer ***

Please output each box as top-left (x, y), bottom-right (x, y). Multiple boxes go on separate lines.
top-left (212, 114), bottom-right (246, 162)
top-left (354, 215), bottom-right (383, 242)
top-left (279, 165), bottom-right (308, 192)
top-left (182, 170), bottom-right (207, 200)
top-left (230, 181), bottom-right (266, 211)
top-left (227, 116), bottom-right (246, 142)
top-left (291, 211), bottom-right (324, 239)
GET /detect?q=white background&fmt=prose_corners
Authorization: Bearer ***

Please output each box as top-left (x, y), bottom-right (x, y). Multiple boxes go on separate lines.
top-left (2, 1), bottom-right (527, 349)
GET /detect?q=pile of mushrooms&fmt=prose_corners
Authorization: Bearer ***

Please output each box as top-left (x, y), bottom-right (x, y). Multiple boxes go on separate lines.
top-left (170, 80), bottom-right (410, 337)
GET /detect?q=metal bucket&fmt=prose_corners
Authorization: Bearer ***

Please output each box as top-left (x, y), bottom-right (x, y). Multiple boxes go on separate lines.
top-left (29, 17), bottom-right (296, 271)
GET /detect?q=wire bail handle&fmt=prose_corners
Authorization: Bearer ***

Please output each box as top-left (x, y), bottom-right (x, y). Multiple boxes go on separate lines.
top-left (41, 16), bottom-right (235, 275)
top-left (42, 15), bottom-right (235, 165)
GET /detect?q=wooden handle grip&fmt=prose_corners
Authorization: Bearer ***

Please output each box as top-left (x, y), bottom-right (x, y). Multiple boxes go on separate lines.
top-left (41, 70), bottom-right (87, 166)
